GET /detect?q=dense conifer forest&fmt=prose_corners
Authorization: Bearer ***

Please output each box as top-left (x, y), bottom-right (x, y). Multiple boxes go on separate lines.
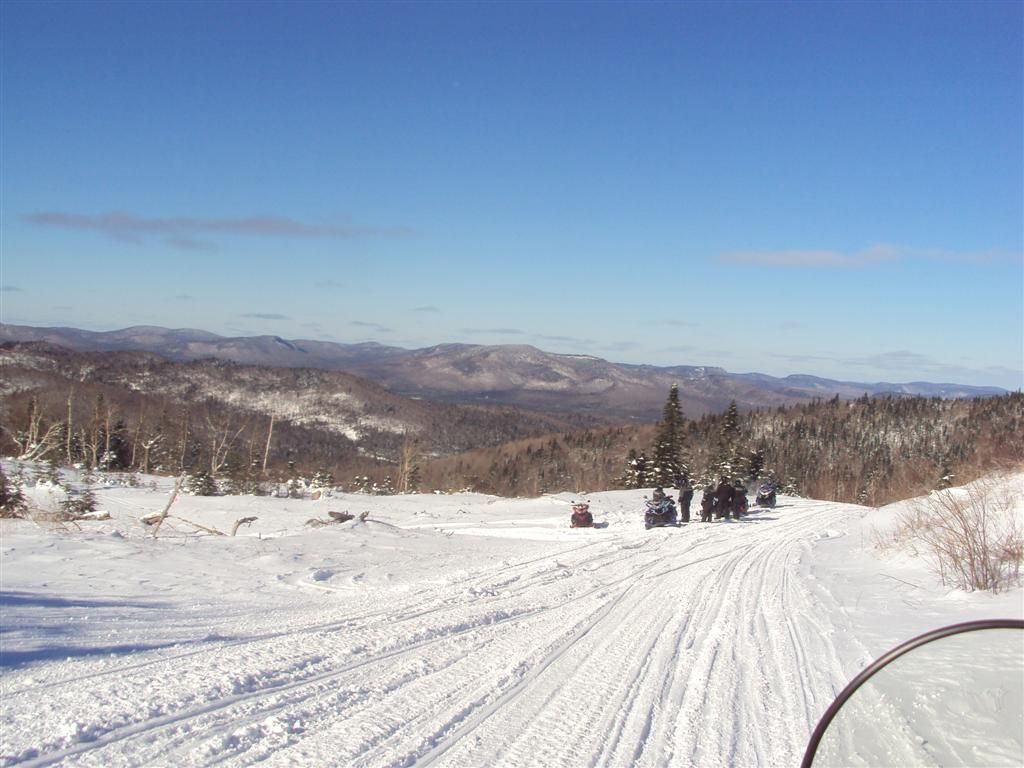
top-left (409, 392), bottom-right (1024, 506)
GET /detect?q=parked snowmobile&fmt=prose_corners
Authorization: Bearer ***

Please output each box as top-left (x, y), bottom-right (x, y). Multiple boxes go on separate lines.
top-left (755, 481), bottom-right (777, 508)
top-left (644, 498), bottom-right (678, 529)
top-left (802, 619), bottom-right (1023, 767)
top-left (569, 501), bottom-right (594, 528)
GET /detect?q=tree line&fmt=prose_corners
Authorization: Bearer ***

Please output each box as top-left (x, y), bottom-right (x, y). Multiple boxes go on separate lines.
top-left (402, 388), bottom-right (1024, 505)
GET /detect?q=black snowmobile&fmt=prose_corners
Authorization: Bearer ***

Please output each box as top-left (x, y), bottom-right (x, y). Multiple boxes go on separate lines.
top-left (755, 481), bottom-right (777, 508)
top-left (569, 501), bottom-right (594, 528)
top-left (644, 498), bottom-right (678, 529)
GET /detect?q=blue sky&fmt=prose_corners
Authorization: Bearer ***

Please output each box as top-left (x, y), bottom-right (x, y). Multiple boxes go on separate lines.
top-left (1, 0), bottom-right (1021, 390)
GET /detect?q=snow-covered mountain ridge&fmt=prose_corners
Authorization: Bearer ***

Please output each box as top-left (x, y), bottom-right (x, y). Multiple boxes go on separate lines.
top-left (0, 324), bottom-right (1006, 420)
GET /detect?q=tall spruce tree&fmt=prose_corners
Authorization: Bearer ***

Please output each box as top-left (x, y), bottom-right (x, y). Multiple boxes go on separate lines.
top-left (712, 399), bottom-right (743, 479)
top-left (649, 384), bottom-right (687, 487)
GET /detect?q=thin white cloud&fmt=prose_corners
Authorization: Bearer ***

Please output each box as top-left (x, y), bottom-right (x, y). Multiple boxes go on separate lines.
top-left (771, 349), bottom-right (1020, 387)
top-left (25, 210), bottom-right (412, 247)
top-left (598, 341), bottom-right (643, 353)
top-left (719, 243), bottom-right (1017, 268)
top-left (352, 320), bottom-right (394, 333)
top-left (536, 334), bottom-right (596, 346)
top-left (461, 327), bottom-right (526, 335)
top-left (848, 350), bottom-right (936, 370)
top-left (720, 244), bottom-right (899, 268)
top-left (241, 313), bottom-right (289, 321)
top-left (771, 352), bottom-right (835, 364)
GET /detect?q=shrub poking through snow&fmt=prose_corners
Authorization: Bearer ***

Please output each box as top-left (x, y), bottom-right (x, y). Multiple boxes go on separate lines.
top-left (891, 473), bottom-right (1023, 592)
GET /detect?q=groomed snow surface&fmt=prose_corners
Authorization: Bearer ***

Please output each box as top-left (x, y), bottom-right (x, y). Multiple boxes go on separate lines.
top-left (2, 473), bottom-right (1022, 767)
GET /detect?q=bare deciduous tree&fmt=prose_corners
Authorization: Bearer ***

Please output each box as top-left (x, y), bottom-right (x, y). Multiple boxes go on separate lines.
top-left (262, 415), bottom-right (275, 476)
top-left (396, 432), bottom-right (421, 493)
top-left (206, 412), bottom-right (248, 477)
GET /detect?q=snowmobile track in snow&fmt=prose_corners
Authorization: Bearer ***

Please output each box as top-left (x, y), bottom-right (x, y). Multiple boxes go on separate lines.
top-left (2, 497), bottom-right (882, 768)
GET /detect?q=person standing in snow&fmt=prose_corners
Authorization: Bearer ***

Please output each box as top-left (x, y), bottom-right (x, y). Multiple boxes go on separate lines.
top-left (678, 480), bottom-right (694, 523)
top-left (732, 481), bottom-right (748, 518)
top-left (715, 477), bottom-right (735, 519)
top-left (700, 484), bottom-right (716, 522)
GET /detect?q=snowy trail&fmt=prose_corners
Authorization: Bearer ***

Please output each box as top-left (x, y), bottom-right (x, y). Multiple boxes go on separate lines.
top-left (2, 483), bottom-right (1019, 767)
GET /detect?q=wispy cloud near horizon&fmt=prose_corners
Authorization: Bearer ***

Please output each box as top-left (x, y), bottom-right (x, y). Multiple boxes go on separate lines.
top-left (461, 327), bottom-right (526, 335)
top-left (720, 244), bottom-right (900, 268)
top-left (536, 333), bottom-right (596, 346)
top-left (352, 320), bottom-right (394, 333)
top-left (770, 349), bottom-right (1020, 387)
top-left (719, 244), bottom-right (1018, 268)
top-left (25, 211), bottom-right (413, 248)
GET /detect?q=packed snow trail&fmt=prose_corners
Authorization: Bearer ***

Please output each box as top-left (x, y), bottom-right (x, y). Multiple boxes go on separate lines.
top-left (2, 483), bottom-right (1019, 767)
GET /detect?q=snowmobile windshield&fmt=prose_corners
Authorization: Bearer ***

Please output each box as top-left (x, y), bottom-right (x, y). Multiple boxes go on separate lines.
top-left (803, 620), bottom-right (1024, 768)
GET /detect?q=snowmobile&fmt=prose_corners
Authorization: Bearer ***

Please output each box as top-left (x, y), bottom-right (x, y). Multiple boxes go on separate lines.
top-left (644, 498), bottom-right (678, 529)
top-left (802, 619), bottom-right (1023, 767)
top-left (755, 481), bottom-right (777, 508)
top-left (569, 501), bottom-right (594, 528)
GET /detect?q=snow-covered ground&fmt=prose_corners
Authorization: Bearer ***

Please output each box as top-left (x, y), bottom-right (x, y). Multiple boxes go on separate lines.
top-left (1, 473), bottom-right (1021, 767)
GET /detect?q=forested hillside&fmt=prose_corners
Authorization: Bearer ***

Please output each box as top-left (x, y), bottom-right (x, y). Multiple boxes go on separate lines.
top-left (2, 342), bottom-right (1020, 506)
top-left (0, 343), bottom-right (599, 491)
top-left (406, 392), bottom-right (1024, 505)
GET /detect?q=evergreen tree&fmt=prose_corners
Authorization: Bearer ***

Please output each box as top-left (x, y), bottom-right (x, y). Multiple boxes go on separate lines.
top-left (619, 449), bottom-right (648, 489)
top-left (100, 419), bottom-right (132, 470)
top-left (224, 456), bottom-right (263, 496)
top-left (186, 470), bottom-right (218, 496)
top-left (649, 384), bottom-right (686, 487)
top-left (40, 459), bottom-right (63, 487)
top-left (60, 470), bottom-right (97, 519)
top-left (0, 465), bottom-right (27, 518)
top-left (311, 470), bottom-right (335, 490)
top-left (746, 448), bottom-right (766, 481)
top-left (712, 400), bottom-right (743, 479)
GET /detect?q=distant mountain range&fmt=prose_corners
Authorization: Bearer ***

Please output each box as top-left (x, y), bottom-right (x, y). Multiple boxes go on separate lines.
top-left (0, 324), bottom-right (1006, 420)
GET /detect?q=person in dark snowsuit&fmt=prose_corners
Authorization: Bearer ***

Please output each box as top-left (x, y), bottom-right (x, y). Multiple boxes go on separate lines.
top-left (715, 478), bottom-right (735, 519)
top-left (732, 482), bottom-right (748, 518)
top-left (652, 486), bottom-right (667, 502)
top-left (678, 480), bottom-right (694, 524)
top-left (700, 485), bottom-right (716, 522)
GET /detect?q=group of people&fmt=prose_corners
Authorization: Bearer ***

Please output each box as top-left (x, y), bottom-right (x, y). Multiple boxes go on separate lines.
top-left (699, 478), bottom-right (750, 522)
top-left (651, 477), bottom-right (750, 524)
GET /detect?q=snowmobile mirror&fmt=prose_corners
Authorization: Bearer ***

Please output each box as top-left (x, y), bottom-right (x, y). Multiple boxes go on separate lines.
top-left (802, 619), bottom-right (1024, 768)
